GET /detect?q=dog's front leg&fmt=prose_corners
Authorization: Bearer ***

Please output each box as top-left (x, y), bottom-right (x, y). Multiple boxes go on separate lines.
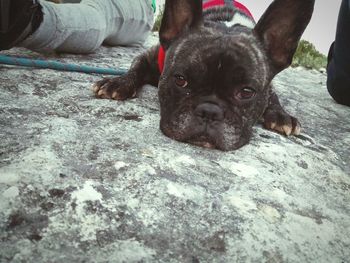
top-left (263, 89), bottom-right (301, 136)
top-left (93, 45), bottom-right (160, 100)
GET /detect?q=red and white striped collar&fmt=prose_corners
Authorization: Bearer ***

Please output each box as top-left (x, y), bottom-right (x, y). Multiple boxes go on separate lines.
top-left (203, 0), bottom-right (253, 18)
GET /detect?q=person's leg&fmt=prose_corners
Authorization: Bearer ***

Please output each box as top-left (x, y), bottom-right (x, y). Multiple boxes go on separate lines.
top-left (103, 0), bottom-right (154, 47)
top-left (327, 0), bottom-right (350, 106)
top-left (19, 0), bottom-right (107, 53)
top-left (1, 0), bottom-right (153, 53)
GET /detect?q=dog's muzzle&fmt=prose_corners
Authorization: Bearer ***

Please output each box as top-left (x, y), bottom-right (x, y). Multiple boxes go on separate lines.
top-left (185, 102), bottom-right (226, 148)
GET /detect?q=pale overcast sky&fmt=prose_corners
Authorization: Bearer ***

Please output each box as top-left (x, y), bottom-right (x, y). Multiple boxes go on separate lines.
top-left (238, 0), bottom-right (342, 55)
top-left (156, 0), bottom-right (342, 55)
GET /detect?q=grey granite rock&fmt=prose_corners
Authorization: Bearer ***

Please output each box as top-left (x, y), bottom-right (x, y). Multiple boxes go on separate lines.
top-left (0, 34), bottom-right (349, 262)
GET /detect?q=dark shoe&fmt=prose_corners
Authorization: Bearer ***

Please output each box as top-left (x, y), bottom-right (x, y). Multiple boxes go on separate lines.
top-left (0, 0), bottom-right (43, 50)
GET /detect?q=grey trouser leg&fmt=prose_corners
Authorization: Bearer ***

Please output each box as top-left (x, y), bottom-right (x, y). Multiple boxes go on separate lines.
top-left (20, 0), bottom-right (154, 53)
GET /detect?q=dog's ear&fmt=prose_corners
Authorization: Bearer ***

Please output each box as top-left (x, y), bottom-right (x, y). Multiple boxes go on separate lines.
top-left (254, 0), bottom-right (314, 75)
top-left (159, 0), bottom-right (202, 49)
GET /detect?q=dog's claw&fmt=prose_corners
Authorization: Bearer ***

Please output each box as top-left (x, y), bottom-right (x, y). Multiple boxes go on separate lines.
top-left (92, 84), bottom-right (99, 93)
top-left (293, 124), bottom-right (301, 135)
top-left (283, 125), bottom-right (292, 136)
top-left (112, 91), bottom-right (119, 99)
top-left (270, 122), bottom-right (276, 130)
top-left (97, 89), bottom-right (105, 97)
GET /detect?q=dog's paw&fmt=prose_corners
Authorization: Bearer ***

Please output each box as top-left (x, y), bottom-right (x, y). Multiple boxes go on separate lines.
top-left (263, 109), bottom-right (301, 136)
top-left (92, 77), bottom-right (137, 101)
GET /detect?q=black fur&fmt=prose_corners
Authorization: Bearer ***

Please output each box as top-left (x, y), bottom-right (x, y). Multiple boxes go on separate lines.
top-left (93, 0), bottom-right (315, 151)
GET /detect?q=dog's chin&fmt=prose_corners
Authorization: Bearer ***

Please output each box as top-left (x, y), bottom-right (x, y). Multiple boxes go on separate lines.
top-left (185, 132), bottom-right (247, 151)
top-left (160, 120), bottom-right (251, 151)
top-left (162, 128), bottom-right (229, 150)
top-left (186, 134), bottom-right (218, 149)
top-left (161, 125), bottom-right (220, 149)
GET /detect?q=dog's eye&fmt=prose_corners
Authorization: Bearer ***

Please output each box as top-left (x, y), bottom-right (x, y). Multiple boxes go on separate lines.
top-left (174, 75), bottom-right (188, 88)
top-left (235, 87), bottom-right (256, 100)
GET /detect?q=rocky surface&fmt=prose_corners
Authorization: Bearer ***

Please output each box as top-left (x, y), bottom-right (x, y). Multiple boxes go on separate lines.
top-left (0, 33), bottom-right (349, 262)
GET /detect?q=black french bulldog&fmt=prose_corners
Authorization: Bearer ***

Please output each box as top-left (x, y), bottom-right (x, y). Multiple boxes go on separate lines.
top-left (93, 0), bottom-right (315, 151)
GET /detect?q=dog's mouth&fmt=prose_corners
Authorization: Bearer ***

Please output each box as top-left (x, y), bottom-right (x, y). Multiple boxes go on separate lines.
top-left (186, 134), bottom-right (218, 149)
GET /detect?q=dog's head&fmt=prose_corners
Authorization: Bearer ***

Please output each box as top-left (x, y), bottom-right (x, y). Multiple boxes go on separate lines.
top-left (158, 0), bottom-right (314, 150)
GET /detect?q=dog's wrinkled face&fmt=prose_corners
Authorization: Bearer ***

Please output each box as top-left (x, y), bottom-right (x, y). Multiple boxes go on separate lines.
top-left (158, 0), bottom-right (314, 150)
top-left (159, 28), bottom-right (270, 150)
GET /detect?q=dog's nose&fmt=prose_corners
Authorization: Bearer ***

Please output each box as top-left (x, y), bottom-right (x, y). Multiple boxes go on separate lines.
top-left (194, 103), bottom-right (224, 122)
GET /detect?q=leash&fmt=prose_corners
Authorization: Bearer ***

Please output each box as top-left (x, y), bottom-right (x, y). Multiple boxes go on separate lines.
top-left (0, 54), bottom-right (127, 76)
top-left (151, 0), bottom-right (156, 13)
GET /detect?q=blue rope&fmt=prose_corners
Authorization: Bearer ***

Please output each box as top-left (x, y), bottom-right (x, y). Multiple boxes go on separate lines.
top-left (0, 54), bottom-right (127, 75)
